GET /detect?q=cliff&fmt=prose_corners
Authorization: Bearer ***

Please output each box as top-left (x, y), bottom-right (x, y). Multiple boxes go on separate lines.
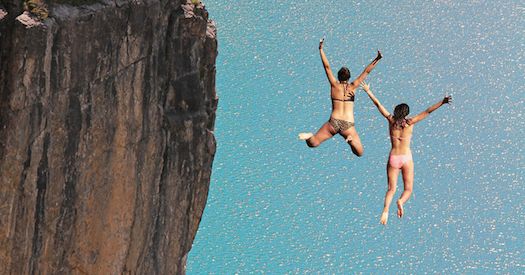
top-left (0, 0), bottom-right (217, 273)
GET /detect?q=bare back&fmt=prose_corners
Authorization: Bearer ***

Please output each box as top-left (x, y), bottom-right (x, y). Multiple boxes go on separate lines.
top-left (388, 119), bottom-right (414, 155)
top-left (330, 82), bottom-right (357, 122)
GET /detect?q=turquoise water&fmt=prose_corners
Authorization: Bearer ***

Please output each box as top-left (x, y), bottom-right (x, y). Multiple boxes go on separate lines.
top-left (188, 0), bottom-right (524, 273)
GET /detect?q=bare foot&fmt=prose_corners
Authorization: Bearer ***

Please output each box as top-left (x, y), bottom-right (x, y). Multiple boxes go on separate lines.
top-left (397, 200), bottom-right (404, 218)
top-left (298, 132), bottom-right (313, 140)
top-left (380, 212), bottom-right (389, 225)
top-left (345, 135), bottom-right (352, 143)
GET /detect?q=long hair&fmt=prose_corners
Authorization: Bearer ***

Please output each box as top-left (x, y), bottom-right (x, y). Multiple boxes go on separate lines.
top-left (392, 103), bottom-right (410, 128)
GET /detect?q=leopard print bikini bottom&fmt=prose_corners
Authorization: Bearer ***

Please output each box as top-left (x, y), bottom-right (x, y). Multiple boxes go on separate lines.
top-left (329, 117), bottom-right (355, 133)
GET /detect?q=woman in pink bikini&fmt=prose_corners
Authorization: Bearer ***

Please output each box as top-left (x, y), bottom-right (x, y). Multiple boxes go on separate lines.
top-left (360, 82), bottom-right (452, 225)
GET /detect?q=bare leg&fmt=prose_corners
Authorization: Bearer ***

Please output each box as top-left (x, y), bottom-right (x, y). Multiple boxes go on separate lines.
top-left (340, 127), bottom-right (363, 157)
top-left (299, 122), bottom-right (335, 147)
top-left (397, 160), bottom-right (414, 218)
top-left (381, 164), bottom-right (399, 225)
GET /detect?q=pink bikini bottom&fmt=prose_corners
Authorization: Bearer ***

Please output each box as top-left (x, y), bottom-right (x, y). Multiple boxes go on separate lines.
top-left (389, 153), bottom-right (413, 169)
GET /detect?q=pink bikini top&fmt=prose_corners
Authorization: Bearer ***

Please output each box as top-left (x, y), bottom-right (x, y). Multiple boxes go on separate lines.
top-left (391, 134), bottom-right (412, 141)
top-left (390, 116), bottom-right (412, 140)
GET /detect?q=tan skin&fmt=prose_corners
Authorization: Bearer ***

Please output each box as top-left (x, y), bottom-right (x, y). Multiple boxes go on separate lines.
top-left (361, 82), bottom-right (452, 225)
top-left (299, 39), bottom-right (382, 156)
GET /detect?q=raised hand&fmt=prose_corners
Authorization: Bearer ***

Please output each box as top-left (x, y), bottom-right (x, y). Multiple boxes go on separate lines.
top-left (443, 95), bottom-right (453, 104)
top-left (376, 50), bottom-right (382, 60)
top-left (360, 81), bottom-right (371, 92)
top-left (319, 38), bottom-right (324, 50)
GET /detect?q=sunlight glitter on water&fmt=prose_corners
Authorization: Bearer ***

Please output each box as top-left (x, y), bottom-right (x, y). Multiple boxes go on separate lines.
top-left (188, 0), bottom-right (524, 273)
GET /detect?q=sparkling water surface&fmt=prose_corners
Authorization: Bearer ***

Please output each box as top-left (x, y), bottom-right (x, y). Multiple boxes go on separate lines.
top-left (188, 0), bottom-right (524, 273)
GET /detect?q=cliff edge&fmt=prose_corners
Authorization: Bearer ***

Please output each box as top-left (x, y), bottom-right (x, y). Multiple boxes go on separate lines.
top-left (0, 0), bottom-right (217, 273)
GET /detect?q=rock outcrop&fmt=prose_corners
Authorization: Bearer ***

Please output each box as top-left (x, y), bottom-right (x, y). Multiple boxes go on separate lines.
top-left (0, 0), bottom-right (217, 273)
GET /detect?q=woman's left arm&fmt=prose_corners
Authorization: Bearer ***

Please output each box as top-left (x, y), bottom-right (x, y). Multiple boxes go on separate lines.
top-left (361, 82), bottom-right (391, 120)
top-left (319, 39), bottom-right (337, 86)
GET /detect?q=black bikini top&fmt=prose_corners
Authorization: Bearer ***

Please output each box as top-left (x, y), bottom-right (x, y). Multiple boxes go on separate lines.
top-left (331, 82), bottom-right (355, 102)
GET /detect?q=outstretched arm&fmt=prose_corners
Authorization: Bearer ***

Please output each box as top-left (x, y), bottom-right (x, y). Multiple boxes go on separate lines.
top-left (353, 50), bottom-right (382, 87)
top-left (319, 39), bottom-right (337, 86)
top-left (361, 82), bottom-right (391, 120)
top-left (409, 95), bottom-right (453, 124)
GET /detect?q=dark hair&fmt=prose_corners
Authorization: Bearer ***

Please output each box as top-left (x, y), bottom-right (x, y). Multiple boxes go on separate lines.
top-left (393, 103), bottom-right (410, 128)
top-left (337, 67), bottom-right (351, 82)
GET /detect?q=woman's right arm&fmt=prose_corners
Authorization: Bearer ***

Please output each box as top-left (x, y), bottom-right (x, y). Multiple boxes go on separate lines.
top-left (409, 96), bottom-right (452, 124)
top-left (361, 82), bottom-right (391, 120)
top-left (319, 39), bottom-right (337, 86)
top-left (352, 50), bottom-right (382, 87)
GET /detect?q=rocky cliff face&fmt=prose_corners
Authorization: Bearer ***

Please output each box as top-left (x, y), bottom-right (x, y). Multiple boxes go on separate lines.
top-left (0, 0), bottom-right (217, 273)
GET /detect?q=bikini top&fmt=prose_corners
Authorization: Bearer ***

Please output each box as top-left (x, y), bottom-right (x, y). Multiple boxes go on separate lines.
top-left (331, 82), bottom-right (355, 102)
top-left (391, 134), bottom-right (412, 141)
top-left (390, 116), bottom-right (412, 140)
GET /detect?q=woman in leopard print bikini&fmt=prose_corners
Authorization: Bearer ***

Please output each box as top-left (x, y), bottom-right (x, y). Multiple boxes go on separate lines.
top-left (299, 38), bottom-right (382, 157)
